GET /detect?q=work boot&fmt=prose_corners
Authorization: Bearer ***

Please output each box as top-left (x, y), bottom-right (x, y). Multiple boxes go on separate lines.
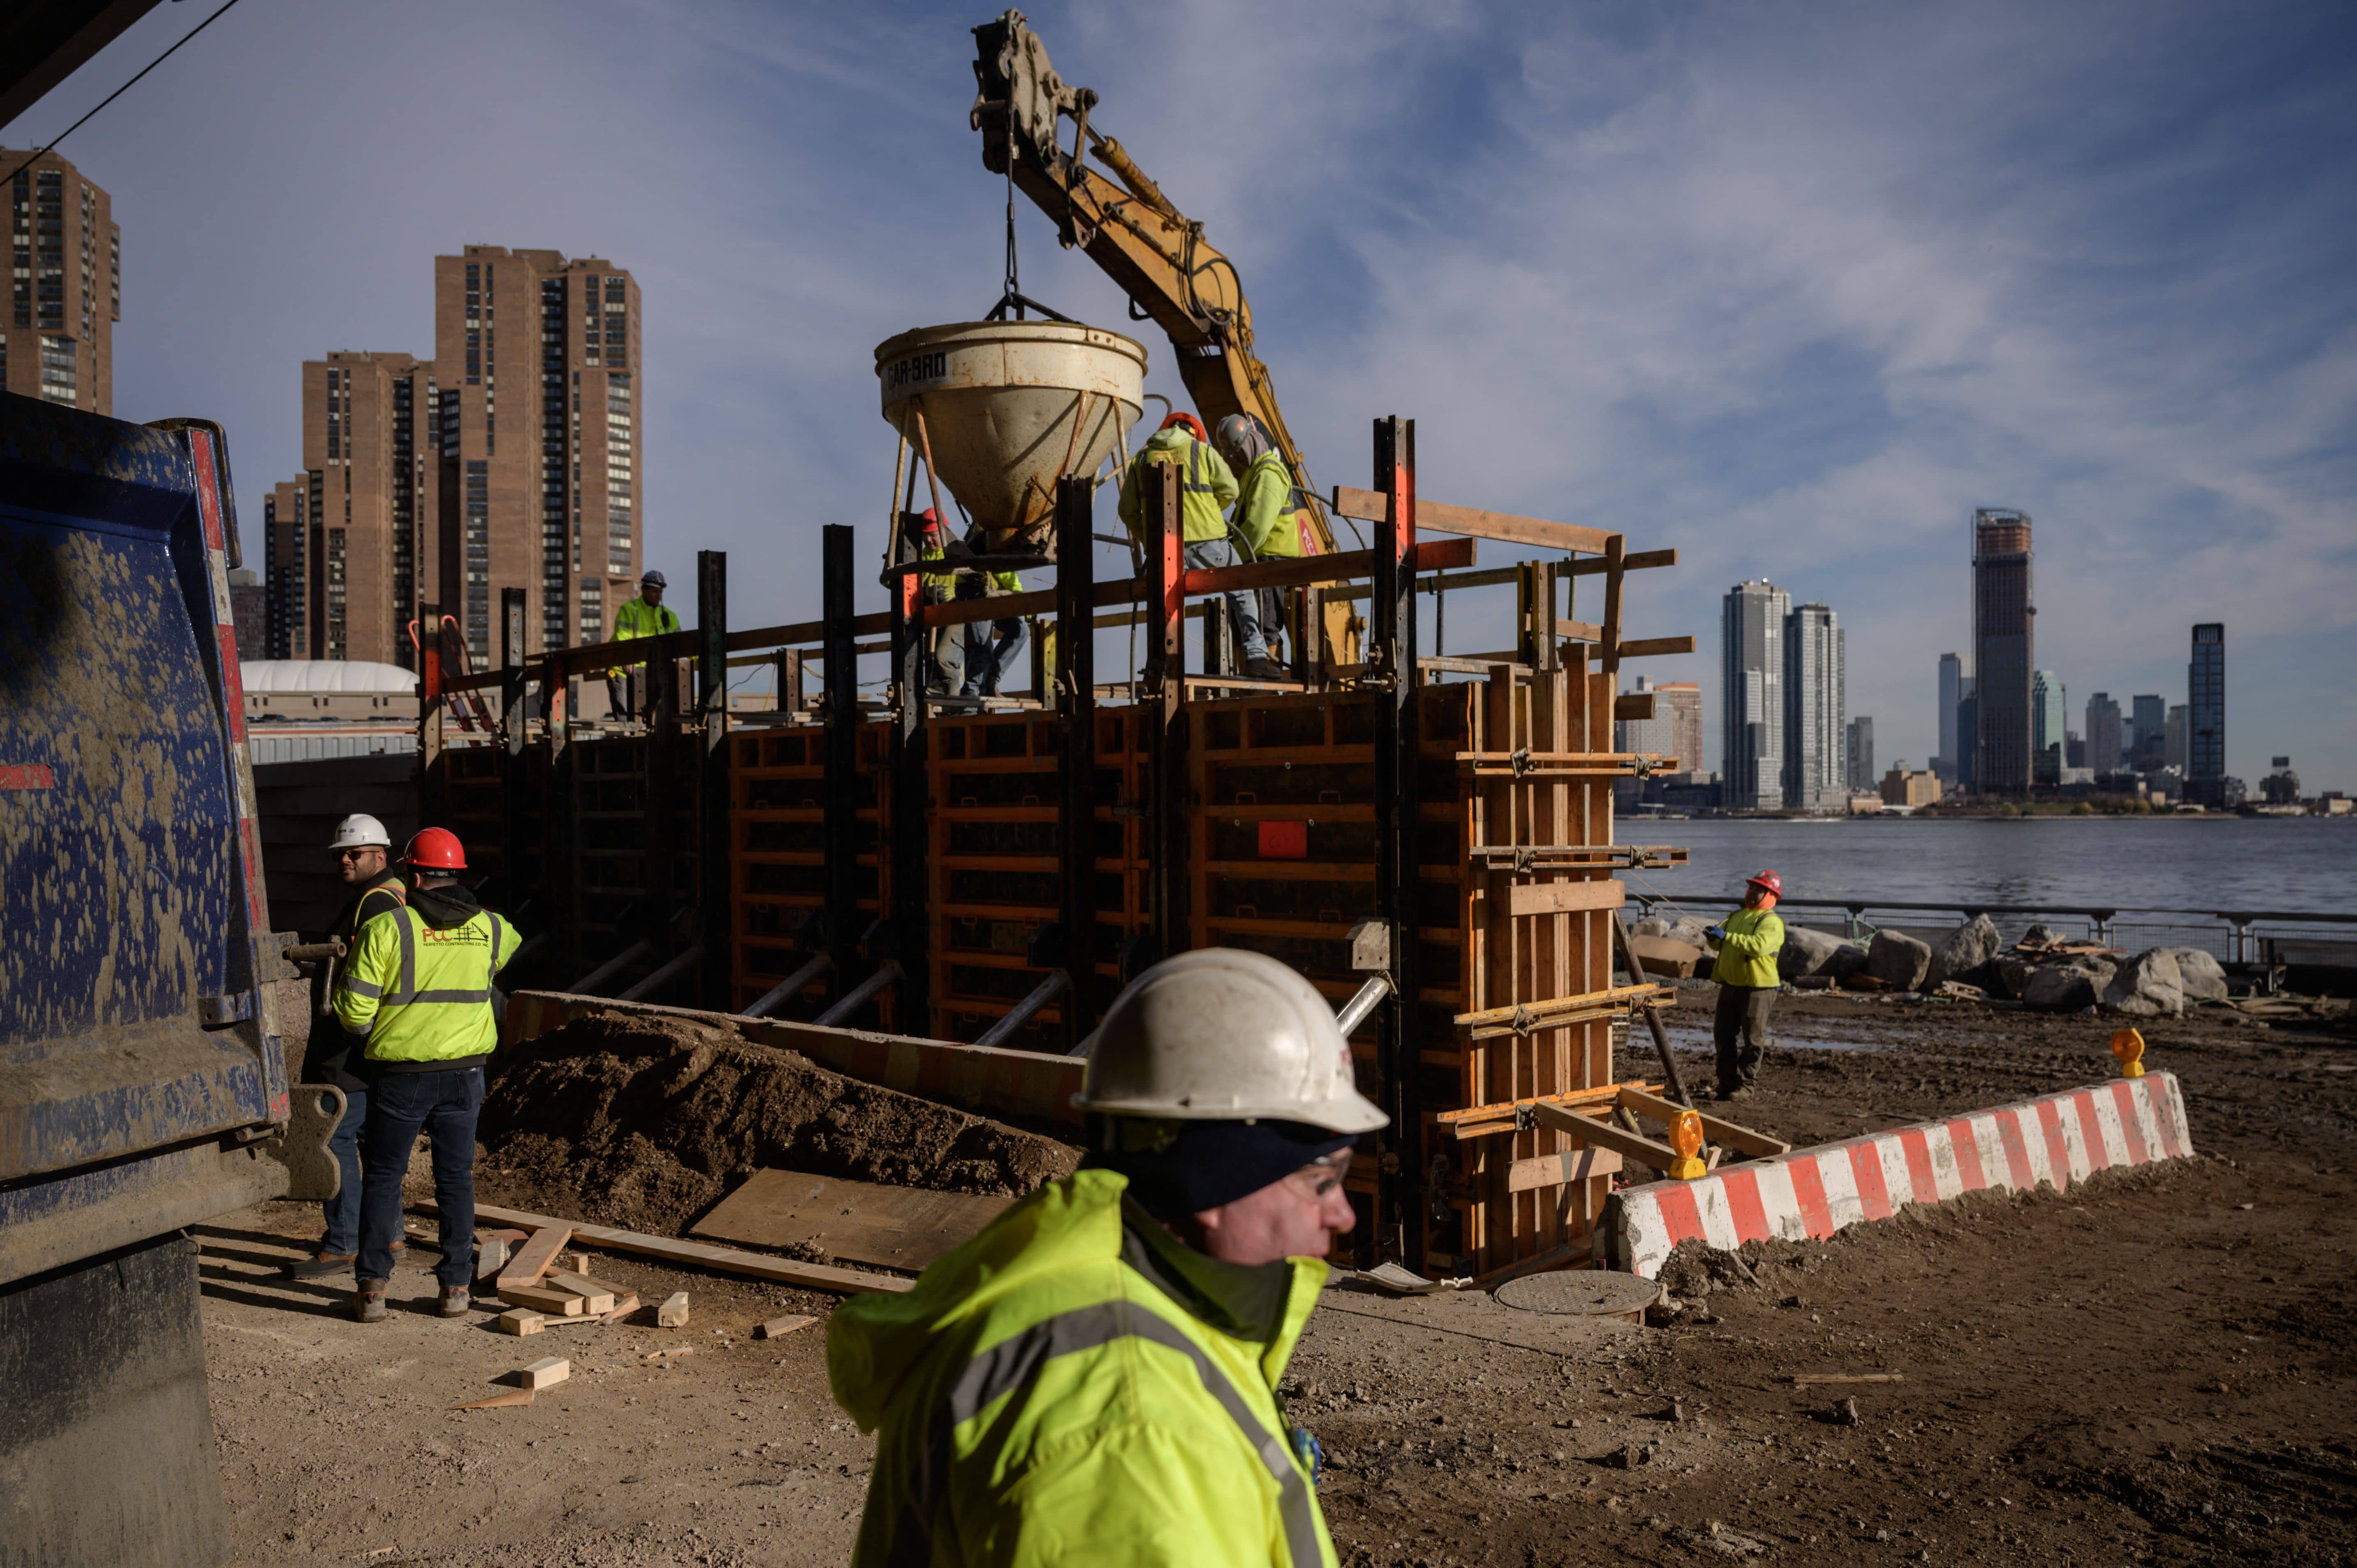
top-left (1244, 656), bottom-right (1288, 682)
top-left (1716, 1084), bottom-right (1753, 1103)
top-left (283, 1250), bottom-right (355, 1280)
top-left (437, 1287), bottom-right (471, 1319)
top-left (351, 1280), bottom-right (389, 1323)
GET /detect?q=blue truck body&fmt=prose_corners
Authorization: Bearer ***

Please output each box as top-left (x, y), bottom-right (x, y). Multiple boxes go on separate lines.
top-left (1, 394), bottom-right (297, 1564)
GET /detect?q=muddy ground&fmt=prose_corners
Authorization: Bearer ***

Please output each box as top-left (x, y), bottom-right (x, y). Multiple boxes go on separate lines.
top-left (198, 985), bottom-right (2357, 1565)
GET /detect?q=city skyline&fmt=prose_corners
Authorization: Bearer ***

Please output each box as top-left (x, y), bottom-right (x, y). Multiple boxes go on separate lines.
top-left (261, 246), bottom-right (643, 668)
top-left (16, 2), bottom-right (2352, 791)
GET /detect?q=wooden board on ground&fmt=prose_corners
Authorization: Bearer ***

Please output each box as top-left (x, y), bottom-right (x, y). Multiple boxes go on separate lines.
top-left (496, 1226), bottom-right (570, 1293)
top-left (499, 1283), bottom-right (584, 1317)
top-left (756, 1314), bottom-right (817, 1340)
top-left (689, 1170), bottom-right (1016, 1273)
top-left (420, 1201), bottom-right (917, 1297)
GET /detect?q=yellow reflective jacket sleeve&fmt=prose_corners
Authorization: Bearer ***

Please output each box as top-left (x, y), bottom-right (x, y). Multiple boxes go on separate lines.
top-left (1709, 908), bottom-right (1785, 988)
top-left (1234, 452), bottom-right (1301, 559)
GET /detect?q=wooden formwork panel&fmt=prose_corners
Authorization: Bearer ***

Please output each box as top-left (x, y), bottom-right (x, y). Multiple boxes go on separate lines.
top-left (435, 745), bottom-right (542, 897)
top-left (926, 708), bottom-right (1147, 1046)
top-left (569, 732), bottom-right (701, 975)
top-left (728, 723), bottom-right (890, 1020)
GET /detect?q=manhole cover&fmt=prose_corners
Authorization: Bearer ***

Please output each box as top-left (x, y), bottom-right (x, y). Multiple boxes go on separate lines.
top-left (1494, 1269), bottom-right (1661, 1320)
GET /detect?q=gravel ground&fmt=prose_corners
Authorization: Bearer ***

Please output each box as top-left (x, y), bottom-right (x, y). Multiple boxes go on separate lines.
top-left (200, 987), bottom-right (2357, 1565)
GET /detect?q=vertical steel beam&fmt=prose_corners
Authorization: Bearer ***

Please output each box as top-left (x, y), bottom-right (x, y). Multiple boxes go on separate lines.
top-left (644, 604), bottom-right (681, 947)
top-left (697, 551), bottom-right (732, 1009)
top-left (418, 600), bottom-right (446, 825)
top-left (1600, 534), bottom-right (1625, 680)
top-left (1145, 461), bottom-right (1187, 960)
top-left (776, 647), bottom-right (806, 716)
top-left (543, 647), bottom-right (577, 976)
top-left (1371, 416), bottom-right (1424, 1270)
top-left (887, 522), bottom-right (931, 1035)
top-left (499, 587), bottom-right (530, 907)
top-left (1055, 475), bottom-right (1099, 1052)
top-left (821, 525), bottom-right (859, 1005)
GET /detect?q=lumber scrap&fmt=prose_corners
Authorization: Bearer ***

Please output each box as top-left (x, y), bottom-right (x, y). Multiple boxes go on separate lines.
top-left (756, 1314), bottom-right (818, 1340)
top-left (496, 1226), bottom-right (570, 1293)
top-left (1436, 1080), bottom-right (1659, 1141)
top-left (1331, 484), bottom-right (1613, 556)
top-left (598, 1293), bottom-right (641, 1325)
top-left (499, 1283), bottom-right (585, 1317)
top-left (494, 1309), bottom-right (545, 1336)
top-left (453, 1390), bottom-right (535, 1410)
top-left (543, 1272), bottom-right (617, 1314)
top-left (657, 1291), bottom-right (690, 1327)
top-left (420, 1200), bottom-right (917, 1297)
top-left (505, 1357), bottom-right (569, 1390)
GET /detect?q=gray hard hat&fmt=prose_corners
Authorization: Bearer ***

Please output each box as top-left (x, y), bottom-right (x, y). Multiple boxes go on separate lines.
top-left (641, 569), bottom-right (666, 588)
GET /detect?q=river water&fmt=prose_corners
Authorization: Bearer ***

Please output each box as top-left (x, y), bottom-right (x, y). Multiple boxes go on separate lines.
top-left (1619, 816), bottom-right (2357, 923)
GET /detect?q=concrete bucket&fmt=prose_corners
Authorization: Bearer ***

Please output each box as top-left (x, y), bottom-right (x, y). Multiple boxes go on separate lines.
top-left (875, 321), bottom-right (1146, 550)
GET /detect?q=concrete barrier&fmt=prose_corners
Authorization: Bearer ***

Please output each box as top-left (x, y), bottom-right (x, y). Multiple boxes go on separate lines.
top-left (1605, 1072), bottom-right (2194, 1279)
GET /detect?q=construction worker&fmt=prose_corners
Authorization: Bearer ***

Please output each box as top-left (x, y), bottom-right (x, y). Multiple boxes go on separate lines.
top-left (1119, 411), bottom-right (1284, 681)
top-left (1215, 412), bottom-right (1310, 670)
top-left (606, 568), bottom-right (681, 722)
top-left (1705, 870), bottom-right (1786, 1102)
top-left (957, 560), bottom-right (1026, 698)
top-left (335, 828), bottom-right (519, 1322)
top-left (830, 947), bottom-right (1380, 1566)
top-left (283, 813), bottom-right (410, 1280)
top-left (914, 510), bottom-right (964, 695)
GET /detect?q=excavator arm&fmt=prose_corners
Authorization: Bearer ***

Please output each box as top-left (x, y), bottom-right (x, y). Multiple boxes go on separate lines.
top-left (970, 10), bottom-right (1338, 553)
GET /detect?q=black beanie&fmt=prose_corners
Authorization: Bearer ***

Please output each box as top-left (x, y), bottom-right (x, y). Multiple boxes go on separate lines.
top-left (1083, 1118), bottom-right (1357, 1221)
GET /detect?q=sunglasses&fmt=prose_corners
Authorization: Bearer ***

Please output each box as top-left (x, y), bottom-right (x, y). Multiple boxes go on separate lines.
top-left (336, 849), bottom-right (381, 861)
top-left (1284, 1152), bottom-right (1353, 1201)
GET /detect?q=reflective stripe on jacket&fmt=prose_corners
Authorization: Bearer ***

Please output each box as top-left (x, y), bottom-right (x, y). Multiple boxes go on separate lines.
top-left (828, 1168), bottom-right (1338, 1567)
top-left (1710, 906), bottom-right (1785, 988)
top-left (1234, 451), bottom-right (1305, 560)
top-left (1117, 428), bottom-right (1240, 544)
top-left (332, 905), bottom-right (519, 1063)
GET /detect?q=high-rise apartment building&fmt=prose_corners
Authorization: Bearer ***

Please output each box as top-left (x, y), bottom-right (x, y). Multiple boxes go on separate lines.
top-left (1721, 579), bottom-right (1790, 811)
top-left (2, 149), bottom-right (118, 414)
top-left (2189, 623), bottom-right (2225, 802)
top-left (1935, 652), bottom-right (1965, 781)
top-left (2085, 691), bottom-right (2122, 776)
top-left (1783, 601), bottom-right (1845, 810)
top-left (1847, 716), bottom-right (1875, 792)
top-left (2130, 694), bottom-right (2166, 769)
top-left (1971, 508), bottom-right (2034, 796)
top-left (2165, 703), bottom-right (2188, 773)
top-left (1615, 676), bottom-right (1704, 773)
top-left (262, 480), bottom-right (309, 660)
top-left (2033, 669), bottom-right (2067, 783)
top-left (266, 245), bottom-right (642, 668)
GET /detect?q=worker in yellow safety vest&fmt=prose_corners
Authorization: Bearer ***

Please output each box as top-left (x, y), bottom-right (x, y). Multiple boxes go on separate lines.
top-left (1705, 869), bottom-right (1787, 1102)
top-left (1119, 412), bottom-right (1284, 681)
top-left (829, 948), bottom-right (1380, 1565)
top-left (1216, 412), bottom-right (1314, 671)
top-left (606, 568), bottom-right (681, 722)
top-left (335, 828), bottom-right (520, 1322)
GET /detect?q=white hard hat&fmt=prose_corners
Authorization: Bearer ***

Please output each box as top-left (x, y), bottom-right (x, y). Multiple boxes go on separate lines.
top-left (329, 813), bottom-right (392, 851)
top-left (1076, 948), bottom-right (1389, 1134)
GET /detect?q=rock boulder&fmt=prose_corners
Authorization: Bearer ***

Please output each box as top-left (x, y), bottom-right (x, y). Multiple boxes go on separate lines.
top-left (2021, 966), bottom-right (2100, 1011)
top-left (2167, 948), bottom-right (2230, 1003)
top-left (1867, 929), bottom-right (1932, 992)
top-left (2102, 948), bottom-right (2185, 1016)
top-left (1631, 916), bottom-right (1672, 939)
top-left (1988, 955), bottom-right (2035, 1000)
top-left (1927, 915), bottom-right (2003, 989)
top-left (1779, 925), bottom-right (1850, 980)
top-left (1824, 941), bottom-right (1872, 980)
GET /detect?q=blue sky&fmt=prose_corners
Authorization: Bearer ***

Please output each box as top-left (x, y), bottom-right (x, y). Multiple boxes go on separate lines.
top-left (14, 0), bottom-right (2355, 791)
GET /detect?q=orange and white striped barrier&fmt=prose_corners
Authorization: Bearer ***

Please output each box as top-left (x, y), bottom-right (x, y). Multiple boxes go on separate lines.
top-left (1606, 1073), bottom-right (2194, 1279)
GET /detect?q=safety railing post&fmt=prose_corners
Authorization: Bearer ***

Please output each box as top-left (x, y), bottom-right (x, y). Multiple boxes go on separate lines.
top-left (822, 525), bottom-right (860, 1006)
top-left (1372, 415), bottom-right (1422, 1271)
top-left (1056, 475), bottom-right (1099, 1051)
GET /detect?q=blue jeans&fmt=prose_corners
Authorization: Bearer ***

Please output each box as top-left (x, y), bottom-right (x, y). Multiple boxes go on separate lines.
top-left (1187, 538), bottom-right (1268, 661)
top-left (320, 1086), bottom-right (368, 1256)
top-left (358, 1066), bottom-right (484, 1288)
top-left (959, 616), bottom-right (1027, 696)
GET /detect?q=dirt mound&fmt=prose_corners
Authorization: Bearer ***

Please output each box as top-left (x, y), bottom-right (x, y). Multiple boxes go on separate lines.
top-left (476, 1008), bottom-right (1078, 1237)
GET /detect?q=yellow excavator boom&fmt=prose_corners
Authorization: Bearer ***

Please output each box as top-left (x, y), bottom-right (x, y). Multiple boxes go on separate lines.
top-left (969, 11), bottom-right (1339, 554)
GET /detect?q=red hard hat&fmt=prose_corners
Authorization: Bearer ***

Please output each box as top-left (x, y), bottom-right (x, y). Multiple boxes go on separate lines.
top-left (406, 827), bottom-right (467, 871)
top-left (1159, 411), bottom-right (1208, 442)
top-left (917, 507), bottom-right (940, 529)
top-left (1746, 869), bottom-right (1783, 896)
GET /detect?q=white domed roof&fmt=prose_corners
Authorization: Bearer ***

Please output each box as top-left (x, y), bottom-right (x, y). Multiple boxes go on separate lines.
top-left (240, 659), bottom-right (416, 693)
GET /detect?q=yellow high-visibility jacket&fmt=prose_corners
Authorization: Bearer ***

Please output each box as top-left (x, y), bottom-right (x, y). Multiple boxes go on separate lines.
top-left (333, 895), bottom-right (519, 1066)
top-left (1118, 429), bottom-right (1239, 544)
top-left (1710, 906), bottom-right (1785, 989)
top-left (829, 1169), bottom-right (1339, 1567)
top-left (607, 593), bottom-right (681, 677)
top-left (1233, 450), bottom-right (1307, 560)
